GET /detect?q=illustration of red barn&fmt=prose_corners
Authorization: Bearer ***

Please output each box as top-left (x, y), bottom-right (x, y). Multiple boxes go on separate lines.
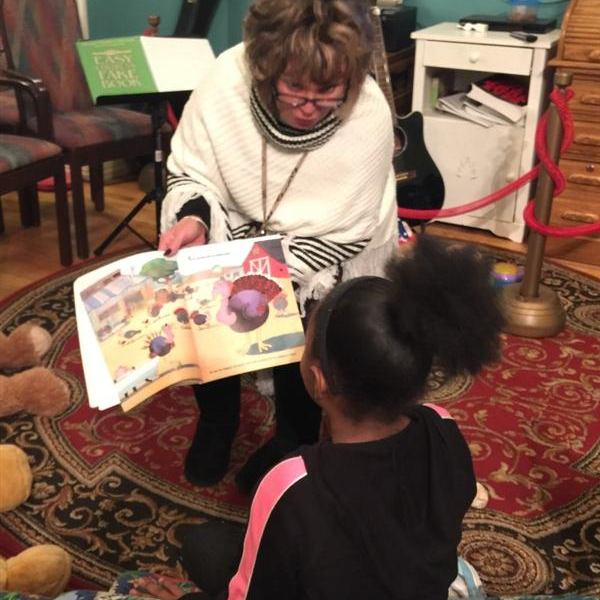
top-left (242, 240), bottom-right (288, 278)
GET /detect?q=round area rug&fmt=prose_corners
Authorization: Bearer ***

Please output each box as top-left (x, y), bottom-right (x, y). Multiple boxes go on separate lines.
top-left (0, 247), bottom-right (598, 595)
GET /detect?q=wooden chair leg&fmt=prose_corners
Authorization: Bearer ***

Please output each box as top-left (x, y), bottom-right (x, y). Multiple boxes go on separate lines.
top-left (70, 161), bottom-right (89, 259)
top-left (17, 189), bottom-right (32, 226)
top-left (53, 164), bottom-right (73, 266)
top-left (18, 186), bottom-right (40, 227)
top-left (30, 185), bottom-right (41, 225)
top-left (90, 163), bottom-right (104, 212)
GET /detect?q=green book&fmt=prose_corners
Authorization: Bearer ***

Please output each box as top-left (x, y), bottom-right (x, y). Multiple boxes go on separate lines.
top-left (76, 36), bottom-right (214, 102)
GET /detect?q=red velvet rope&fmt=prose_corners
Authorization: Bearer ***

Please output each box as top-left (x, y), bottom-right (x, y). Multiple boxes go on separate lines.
top-left (524, 88), bottom-right (600, 236)
top-left (398, 86), bottom-right (600, 238)
top-left (397, 159), bottom-right (539, 220)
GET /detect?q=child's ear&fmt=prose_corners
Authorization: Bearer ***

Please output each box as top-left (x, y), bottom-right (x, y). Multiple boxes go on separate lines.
top-left (310, 363), bottom-right (329, 401)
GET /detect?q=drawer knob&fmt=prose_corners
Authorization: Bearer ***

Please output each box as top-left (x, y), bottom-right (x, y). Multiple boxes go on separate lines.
top-left (560, 210), bottom-right (599, 224)
top-left (586, 164), bottom-right (595, 172)
top-left (589, 49), bottom-right (600, 62)
top-left (568, 173), bottom-right (600, 187)
top-left (575, 134), bottom-right (600, 147)
top-left (468, 52), bottom-right (480, 63)
top-left (581, 94), bottom-right (600, 106)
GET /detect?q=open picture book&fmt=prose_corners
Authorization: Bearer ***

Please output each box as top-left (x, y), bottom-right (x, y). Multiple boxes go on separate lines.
top-left (74, 236), bottom-right (305, 412)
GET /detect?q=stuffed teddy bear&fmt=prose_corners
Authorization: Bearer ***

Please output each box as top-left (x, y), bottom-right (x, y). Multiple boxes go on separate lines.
top-left (0, 445), bottom-right (72, 595)
top-left (0, 322), bottom-right (73, 595)
top-left (0, 323), bottom-right (70, 417)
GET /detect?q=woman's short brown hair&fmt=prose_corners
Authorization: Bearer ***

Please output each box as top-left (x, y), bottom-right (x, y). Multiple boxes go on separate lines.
top-left (244, 0), bottom-right (374, 119)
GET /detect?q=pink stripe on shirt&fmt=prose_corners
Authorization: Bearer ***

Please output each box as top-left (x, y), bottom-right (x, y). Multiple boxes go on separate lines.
top-left (423, 403), bottom-right (453, 419)
top-left (227, 456), bottom-right (308, 599)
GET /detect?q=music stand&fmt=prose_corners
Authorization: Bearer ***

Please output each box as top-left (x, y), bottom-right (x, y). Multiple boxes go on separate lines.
top-left (75, 35), bottom-right (215, 255)
top-left (93, 92), bottom-right (169, 256)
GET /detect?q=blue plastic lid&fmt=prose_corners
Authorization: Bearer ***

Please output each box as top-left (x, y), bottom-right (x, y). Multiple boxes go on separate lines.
top-left (508, 0), bottom-right (540, 5)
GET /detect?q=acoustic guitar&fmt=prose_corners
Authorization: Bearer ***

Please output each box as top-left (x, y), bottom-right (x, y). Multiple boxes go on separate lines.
top-left (369, 4), bottom-right (445, 226)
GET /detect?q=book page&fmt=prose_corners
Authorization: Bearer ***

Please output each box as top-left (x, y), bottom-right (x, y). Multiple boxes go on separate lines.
top-left (74, 237), bottom-right (305, 412)
top-left (140, 37), bottom-right (215, 93)
top-left (174, 236), bottom-right (305, 384)
top-left (74, 250), bottom-right (202, 411)
top-left (74, 273), bottom-right (120, 410)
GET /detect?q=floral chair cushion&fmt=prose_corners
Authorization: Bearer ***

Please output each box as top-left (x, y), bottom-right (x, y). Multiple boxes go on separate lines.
top-left (0, 133), bottom-right (62, 173)
top-left (49, 108), bottom-right (153, 149)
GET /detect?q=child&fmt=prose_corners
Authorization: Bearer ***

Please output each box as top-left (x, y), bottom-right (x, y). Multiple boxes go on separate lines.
top-left (131, 235), bottom-right (504, 600)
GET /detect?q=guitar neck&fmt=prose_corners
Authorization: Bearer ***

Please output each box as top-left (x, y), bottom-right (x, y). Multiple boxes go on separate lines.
top-left (369, 3), bottom-right (397, 126)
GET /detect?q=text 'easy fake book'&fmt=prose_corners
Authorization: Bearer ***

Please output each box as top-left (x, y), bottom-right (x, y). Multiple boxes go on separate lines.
top-left (76, 36), bottom-right (214, 102)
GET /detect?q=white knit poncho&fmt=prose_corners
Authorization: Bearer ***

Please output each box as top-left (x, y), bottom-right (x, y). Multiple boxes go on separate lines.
top-left (161, 43), bottom-right (397, 310)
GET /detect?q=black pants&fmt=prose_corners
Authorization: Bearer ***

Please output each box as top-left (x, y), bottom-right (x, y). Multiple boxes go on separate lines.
top-left (191, 361), bottom-right (321, 446)
top-left (181, 521), bottom-right (245, 599)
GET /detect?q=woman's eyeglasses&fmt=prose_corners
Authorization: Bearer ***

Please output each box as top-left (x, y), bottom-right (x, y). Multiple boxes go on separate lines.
top-left (274, 90), bottom-right (346, 110)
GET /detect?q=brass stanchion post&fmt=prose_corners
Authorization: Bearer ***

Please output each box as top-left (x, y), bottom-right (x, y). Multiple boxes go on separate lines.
top-left (500, 71), bottom-right (572, 338)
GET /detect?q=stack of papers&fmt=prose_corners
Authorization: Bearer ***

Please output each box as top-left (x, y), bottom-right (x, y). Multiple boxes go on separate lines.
top-left (435, 92), bottom-right (524, 127)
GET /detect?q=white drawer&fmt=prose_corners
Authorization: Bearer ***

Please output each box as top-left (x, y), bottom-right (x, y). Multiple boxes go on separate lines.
top-left (422, 41), bottom-right (532, 75)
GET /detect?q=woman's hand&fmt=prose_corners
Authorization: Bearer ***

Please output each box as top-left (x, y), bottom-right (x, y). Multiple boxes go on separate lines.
top-left (129, 575), bottom-right (200, 599)
top-left (159, 216), bottom-right (207, 256)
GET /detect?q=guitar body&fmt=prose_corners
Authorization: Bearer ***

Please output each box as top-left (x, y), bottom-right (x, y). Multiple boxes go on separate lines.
top-left (393, 112), bottom-right (445, 226)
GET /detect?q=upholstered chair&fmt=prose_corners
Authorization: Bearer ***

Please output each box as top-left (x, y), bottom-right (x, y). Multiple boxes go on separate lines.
top-left (0, 41), bottom-right (19, 132)
top-left (0, 0), bottom-right (170, 259)
top-left (0, 85), bottom-right (19, 132)
top-left (0, 75), bottom-right (72, 266)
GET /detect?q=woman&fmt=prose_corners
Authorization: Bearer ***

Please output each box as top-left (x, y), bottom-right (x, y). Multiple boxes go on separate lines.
top-left (158, 0), bottom-right (397, 491)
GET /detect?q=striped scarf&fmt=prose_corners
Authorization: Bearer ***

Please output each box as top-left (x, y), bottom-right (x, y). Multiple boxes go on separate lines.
top-left (249, 86), bottom-right (341, 151)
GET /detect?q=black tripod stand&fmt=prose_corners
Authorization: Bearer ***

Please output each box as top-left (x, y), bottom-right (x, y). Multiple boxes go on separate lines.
top-left (94, 98), bottom-right (167, 256)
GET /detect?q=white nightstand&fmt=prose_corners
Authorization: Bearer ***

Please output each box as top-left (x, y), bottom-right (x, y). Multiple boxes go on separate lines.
top-left (411, 23), bottom-right (560, 242)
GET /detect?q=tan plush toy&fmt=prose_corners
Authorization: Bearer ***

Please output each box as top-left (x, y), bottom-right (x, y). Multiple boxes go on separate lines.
top-left (0, 323), bottom-right (73, 595)
top-left (0, 445), bottom-right (72, 595)
top-left (0, 323), bottom-right (70, 417)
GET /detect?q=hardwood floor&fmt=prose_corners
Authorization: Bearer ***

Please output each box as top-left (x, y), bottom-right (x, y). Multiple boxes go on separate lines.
top-left (0, 179), bottom-right (598, 303)
top-left (0, 181), bottom-right (156, 301)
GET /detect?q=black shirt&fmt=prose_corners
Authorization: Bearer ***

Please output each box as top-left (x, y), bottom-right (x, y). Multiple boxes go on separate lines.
top-left (224, 403), bottom-right (476, 600)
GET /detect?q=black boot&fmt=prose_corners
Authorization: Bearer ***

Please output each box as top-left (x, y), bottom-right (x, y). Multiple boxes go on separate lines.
top-left (234, 435), bottom-right (298, 496)
top-left (235, 363), bottom-right (321, 495)
top-left (186, 378), bottom-right (241, 486)
top-left (185, 421), bottom-right (238, 487)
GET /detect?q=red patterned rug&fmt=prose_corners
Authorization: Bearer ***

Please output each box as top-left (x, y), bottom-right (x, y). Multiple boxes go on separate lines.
top-left (0, 247), bottom-right (598, 595)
